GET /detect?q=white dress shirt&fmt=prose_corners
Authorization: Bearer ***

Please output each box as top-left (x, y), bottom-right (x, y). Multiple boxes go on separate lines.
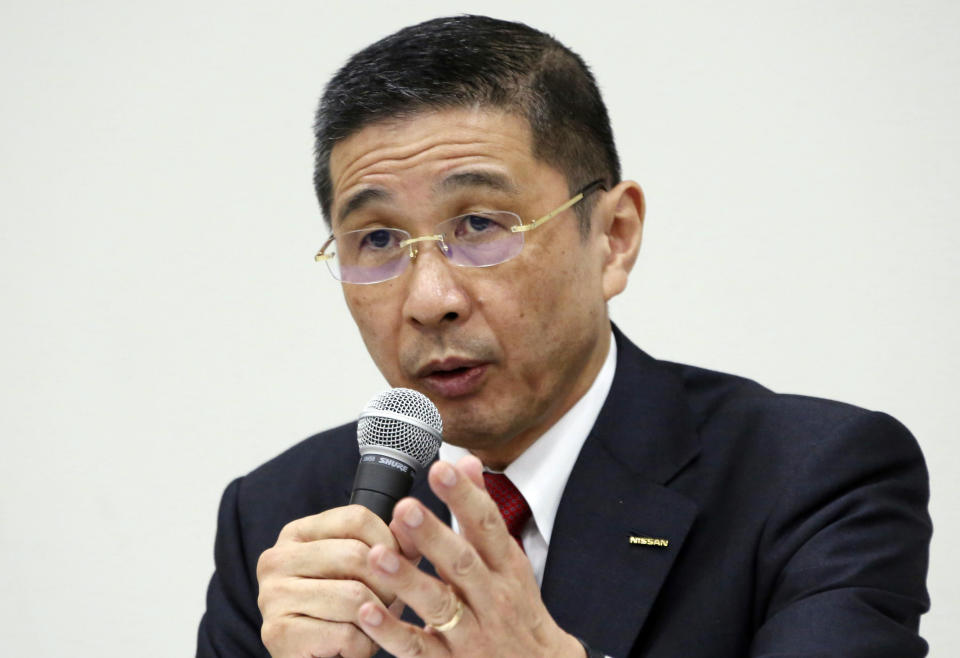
top-left (438, 332), bottom-right (617, 586)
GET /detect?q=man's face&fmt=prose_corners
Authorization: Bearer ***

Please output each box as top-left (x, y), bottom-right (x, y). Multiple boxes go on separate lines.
top-left (328, 108), bottom-right (620, 465)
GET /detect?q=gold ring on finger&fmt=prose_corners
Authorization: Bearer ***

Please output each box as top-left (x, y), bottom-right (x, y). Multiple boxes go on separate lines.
top-left (429, 598), bottom-right (464, 633)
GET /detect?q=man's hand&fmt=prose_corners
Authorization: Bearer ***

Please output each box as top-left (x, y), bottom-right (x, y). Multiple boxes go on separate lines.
top-left (256, 504), bottom-right (405, 658)
top-left (354, 455), bottom-right (587, 658)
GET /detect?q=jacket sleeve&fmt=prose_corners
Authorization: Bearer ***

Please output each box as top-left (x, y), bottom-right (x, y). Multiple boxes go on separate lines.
top-left (197, 477), bottom-right (269, 658)
top-left (750, 411), bottom-right (931, 657)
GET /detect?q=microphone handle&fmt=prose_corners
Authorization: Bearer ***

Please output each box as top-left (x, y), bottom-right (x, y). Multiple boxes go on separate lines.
top-left (349, 453), bottom-right (417, 523)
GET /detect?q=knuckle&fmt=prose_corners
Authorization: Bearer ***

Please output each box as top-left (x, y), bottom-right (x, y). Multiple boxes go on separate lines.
top-left (480, 508), bottom-right (501, 533)
top-left (451, 546), bottom-right (478, 576)
top-left (402, 631), bottom-right (428, 656)
top-left (342, 503), bottom-right (371, 529)
top-left (256, 581), bottom-right (279, 614)
top-left (278, 518), bottom-right (302, 541)
top-left (257, 577), bottom-right (294, 616)
top-left (345, 540), bottom-right (369, 571)
top-left (256, 590), bottom-right (267, 615)
top-left (260, 619), bottom-right (285, 649)
top-left (491, 584), bottom-right (512, 610)
top-left (426, 592), bottom-right (458, 623)
top-left (256, 546), bottom-right (280, 579)
top-left (342, 579), bottom-right (370, 608)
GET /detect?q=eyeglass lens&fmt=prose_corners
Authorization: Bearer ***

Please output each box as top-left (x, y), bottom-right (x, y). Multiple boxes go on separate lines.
top-left (326, 212), bottom-right (524, 284)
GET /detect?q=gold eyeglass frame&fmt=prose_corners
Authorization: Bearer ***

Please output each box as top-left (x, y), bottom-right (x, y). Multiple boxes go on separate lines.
top-left (314, 178), bottom-right (606, 276)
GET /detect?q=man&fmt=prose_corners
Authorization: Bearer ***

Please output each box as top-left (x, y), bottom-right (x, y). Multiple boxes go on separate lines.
top-left (197, 15), bottom-right (931, 658)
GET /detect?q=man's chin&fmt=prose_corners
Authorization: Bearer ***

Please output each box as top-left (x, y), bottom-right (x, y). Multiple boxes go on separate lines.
top-left (435, 413), bottom-right (519, 452)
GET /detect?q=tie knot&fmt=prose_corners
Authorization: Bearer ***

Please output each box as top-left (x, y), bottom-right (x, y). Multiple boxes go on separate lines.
top-left (482, 472), bottom-right (531, 546)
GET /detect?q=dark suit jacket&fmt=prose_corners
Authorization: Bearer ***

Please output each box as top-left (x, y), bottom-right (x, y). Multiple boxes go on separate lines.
top-left (198, 326), bottom-right (931, 657)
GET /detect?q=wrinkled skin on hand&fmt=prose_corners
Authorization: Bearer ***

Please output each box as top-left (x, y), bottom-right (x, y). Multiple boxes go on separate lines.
top-left (256, 504), bottom-right (407, 658)
top-left (355, 455), bottom-right (586, 658)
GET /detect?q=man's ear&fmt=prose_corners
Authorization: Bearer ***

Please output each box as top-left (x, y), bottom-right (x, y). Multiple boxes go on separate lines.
top-left (596, 180), bottom-right (644, 301)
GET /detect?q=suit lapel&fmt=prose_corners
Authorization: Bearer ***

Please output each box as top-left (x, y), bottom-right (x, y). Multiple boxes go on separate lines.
top-left (541, 326), bottom-right (701, 657)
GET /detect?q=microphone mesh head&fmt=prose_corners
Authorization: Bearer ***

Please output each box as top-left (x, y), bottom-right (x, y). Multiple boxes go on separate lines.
top-left (357, 388), bottom-right (443, 468)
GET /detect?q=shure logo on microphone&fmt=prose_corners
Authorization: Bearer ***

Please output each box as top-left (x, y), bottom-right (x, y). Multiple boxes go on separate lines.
top-left (377, 456), bottom-right (411, 473)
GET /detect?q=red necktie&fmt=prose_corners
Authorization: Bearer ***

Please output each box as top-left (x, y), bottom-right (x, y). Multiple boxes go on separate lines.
top-left (482, 472), bottom-right (532, 549)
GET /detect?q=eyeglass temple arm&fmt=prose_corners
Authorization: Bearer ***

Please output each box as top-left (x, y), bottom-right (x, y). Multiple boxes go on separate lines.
top-left (510, 179), bottom-right (606, 233)
top-left (315, 235), bottom-right (335, 262)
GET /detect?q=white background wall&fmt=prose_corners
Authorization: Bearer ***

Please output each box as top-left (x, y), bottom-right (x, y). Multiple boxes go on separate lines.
top-left (1, 1), bottom-right (956, 655)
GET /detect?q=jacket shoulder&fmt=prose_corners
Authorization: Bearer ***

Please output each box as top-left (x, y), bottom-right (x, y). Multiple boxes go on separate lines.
top-left (659, 358), bottom-right (918, 455)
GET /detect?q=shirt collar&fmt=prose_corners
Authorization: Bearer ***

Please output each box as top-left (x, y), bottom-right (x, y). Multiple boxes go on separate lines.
top-left (439, 332), bottom-right (617, 544)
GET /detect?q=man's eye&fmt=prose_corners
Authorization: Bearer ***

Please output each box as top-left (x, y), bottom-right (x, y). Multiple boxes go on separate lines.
top-left (466, 215), bottom-right (493, 232)
top-left (360, 229), bottom-right (395, 249)
top-left (455, 214), bottom-right (508, 238)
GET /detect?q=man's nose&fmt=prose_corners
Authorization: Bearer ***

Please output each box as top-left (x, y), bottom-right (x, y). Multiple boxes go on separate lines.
top-left (401, 245), bottom-right (471, 328)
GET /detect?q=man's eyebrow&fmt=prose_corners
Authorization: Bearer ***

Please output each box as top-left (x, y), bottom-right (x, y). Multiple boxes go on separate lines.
top-left (336, 172), bottom-right (515, 225)
top-left (336, 187), bottom-right (392, 225)
top-left (436, 170), bottom-right (519, 196)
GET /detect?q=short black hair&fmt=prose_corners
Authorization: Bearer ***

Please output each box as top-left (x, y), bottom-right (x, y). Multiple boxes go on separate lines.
top-left (313, 15), bottom-right (621, 235)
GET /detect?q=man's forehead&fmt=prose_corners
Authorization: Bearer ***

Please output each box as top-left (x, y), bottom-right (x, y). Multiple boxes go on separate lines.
top-left (334, 169), bottom-right (522, 227)
top-left (328, 108), bottom-right (537, 222)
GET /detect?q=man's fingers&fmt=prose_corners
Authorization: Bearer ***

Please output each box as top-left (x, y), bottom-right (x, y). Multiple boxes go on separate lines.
top-left (276, 504), bottom-right (396, 548)
top-left (387, 458), bottom-right (484, 564)
top-left (389, 517), bottom-right (423, 562)
top-left (261, 614), bottom-right (378, 658)
top-left (357, 601), bottom-right (447, 658)
top-left (256, 504), bottom-right (406, 658)
top-left (258, 538), bottom-right (396, 604)
top-left (264, 538), bottom-right (369, 578)
top-left (455, 454), bottom-right (486, 490)
top-left (390, 497), bottom-right (493, 608)
top-left (258, 576), bottom-right (382, 623)
top-left (367, 544), bottom-right (471, 631)
top-left (427, 459), bottom-right (518, 569)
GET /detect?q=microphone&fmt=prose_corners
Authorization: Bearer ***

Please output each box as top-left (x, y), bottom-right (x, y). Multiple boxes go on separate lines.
top-left (350, 388), bottom-right (443, 523)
